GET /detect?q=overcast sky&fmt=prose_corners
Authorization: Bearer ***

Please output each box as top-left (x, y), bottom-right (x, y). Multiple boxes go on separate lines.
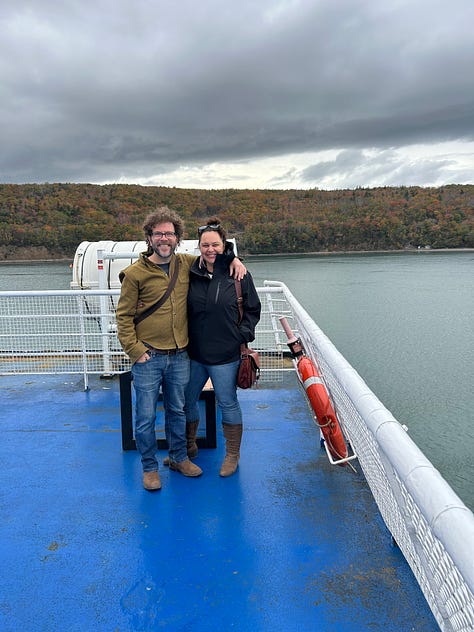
top-left (1, 0), bottom-right (473, 190)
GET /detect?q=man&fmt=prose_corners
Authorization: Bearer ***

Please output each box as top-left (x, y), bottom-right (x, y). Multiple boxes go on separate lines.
top-left (116, 207), bottom-right (245, 491)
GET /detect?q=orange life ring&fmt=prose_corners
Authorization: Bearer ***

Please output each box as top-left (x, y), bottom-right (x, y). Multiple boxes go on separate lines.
top-left (297, 356), bottom-right (348, 461)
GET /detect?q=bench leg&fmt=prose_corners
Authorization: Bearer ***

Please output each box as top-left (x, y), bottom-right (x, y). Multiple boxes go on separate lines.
top-left (197, 390), bottom-right (217, 449)
top-left (120, 371), bottom-right (136, 450)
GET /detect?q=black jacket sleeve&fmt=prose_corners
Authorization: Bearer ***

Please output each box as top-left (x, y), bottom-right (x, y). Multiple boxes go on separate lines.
top-left (222, 240), bottom-right (236, 263)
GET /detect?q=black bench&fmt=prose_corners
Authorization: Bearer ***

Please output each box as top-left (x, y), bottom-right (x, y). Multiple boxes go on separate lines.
top-left (119, 372), bottom-right (217, 451)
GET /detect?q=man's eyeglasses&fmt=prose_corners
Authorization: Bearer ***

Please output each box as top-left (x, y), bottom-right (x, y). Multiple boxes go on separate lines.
top-left (151, 231), bottom-right (176, 239)
top-left (198, 223), bottom-right (220, 234)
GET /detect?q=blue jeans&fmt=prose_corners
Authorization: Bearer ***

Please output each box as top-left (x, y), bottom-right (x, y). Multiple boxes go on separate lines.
top-left (185, 359), bottom-right (242, 427)
top-left (131, 351), bottom-right (190, 471)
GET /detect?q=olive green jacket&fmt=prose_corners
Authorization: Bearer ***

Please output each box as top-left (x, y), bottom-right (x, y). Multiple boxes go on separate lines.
top-left (116, 252), bottom-right (195, 364)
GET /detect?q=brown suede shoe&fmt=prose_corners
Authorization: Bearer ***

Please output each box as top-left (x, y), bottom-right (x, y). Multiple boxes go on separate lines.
top-left (143, 471), bottom-right (162, 491)
top-left (169, 459), bottom-right (203, 477)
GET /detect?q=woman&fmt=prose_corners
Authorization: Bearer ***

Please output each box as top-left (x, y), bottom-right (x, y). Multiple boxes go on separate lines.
top-left (184, 217), bottom-right (261, 476)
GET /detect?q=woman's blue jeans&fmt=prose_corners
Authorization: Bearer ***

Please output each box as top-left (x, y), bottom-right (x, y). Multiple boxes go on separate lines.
top-left (131, 351), bottom-right (190, 471)
top-left (185, 359), bottom-right (242, 426)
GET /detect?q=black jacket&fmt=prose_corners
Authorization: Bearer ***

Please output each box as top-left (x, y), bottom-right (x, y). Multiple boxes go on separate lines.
top-left (187, 255), bottom-right (261, 365)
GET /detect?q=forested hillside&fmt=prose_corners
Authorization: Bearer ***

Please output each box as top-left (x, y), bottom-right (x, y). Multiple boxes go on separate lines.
top-left (0, 183), bottom-right (472, 259)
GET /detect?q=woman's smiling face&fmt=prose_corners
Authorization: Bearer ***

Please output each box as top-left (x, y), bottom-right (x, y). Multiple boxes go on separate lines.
top-left (199, 230), bottom-right (225, 270)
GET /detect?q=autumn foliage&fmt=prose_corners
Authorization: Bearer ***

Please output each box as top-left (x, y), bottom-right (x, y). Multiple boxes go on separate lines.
top-left (0, 183), bottom-right (472, 259)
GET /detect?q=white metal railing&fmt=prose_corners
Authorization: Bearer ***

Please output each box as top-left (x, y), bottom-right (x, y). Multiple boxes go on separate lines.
top-left (0, 290), bottom-right (128, 388)
top-left (0, 284), bottom-right (473, 630)
top-left (0, 288), bottom-right (285, 389)
top-left (263, 281), bottom-right (474, 632)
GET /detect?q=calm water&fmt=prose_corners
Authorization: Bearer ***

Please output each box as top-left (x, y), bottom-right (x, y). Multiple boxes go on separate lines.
top-left (1, 252), bottom-right (473, 510)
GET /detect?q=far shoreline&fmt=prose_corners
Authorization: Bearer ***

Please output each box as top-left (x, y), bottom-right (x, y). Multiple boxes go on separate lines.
top-left (0, 247), bottom-right (473, 265)
top-left (245, 247), bottom-right (474, 259)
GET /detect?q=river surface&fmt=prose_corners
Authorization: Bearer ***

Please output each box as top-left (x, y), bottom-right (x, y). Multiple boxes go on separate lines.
top-left (1, 251), bottom-right (473, 510)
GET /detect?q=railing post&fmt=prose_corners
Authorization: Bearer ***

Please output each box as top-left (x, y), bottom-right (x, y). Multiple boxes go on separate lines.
top-left (97, 249), bottom-right (112, 375)
top-left (76, 293), bottom-right (89, 390)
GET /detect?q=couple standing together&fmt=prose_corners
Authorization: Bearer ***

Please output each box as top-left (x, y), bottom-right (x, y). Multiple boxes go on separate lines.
top-left (116, 207), bottom-right (261, 490)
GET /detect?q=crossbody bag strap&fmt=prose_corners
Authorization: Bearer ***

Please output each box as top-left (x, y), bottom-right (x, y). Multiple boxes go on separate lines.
top-left (133, 259), bottom-right (180, 325)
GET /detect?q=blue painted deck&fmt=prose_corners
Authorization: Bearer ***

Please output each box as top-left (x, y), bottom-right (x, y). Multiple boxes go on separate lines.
top-left (1, 373), bottom-right (438, 631)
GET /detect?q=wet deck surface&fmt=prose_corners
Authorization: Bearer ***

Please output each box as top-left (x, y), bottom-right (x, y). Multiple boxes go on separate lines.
top-left (1, 374), bottom-right (438, 631)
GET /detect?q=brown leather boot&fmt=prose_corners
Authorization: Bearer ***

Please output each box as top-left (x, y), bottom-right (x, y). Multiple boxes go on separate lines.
top-left (186, 420), bottom-right (199, 458)
top-left (163, 420), bottom-right (200, 466)
top-left (169, 458), bottom-right (203, 477)
top-left (143, 471), bottom-right (162, 491)
top-left (220, 423), bottom-right (243, 477)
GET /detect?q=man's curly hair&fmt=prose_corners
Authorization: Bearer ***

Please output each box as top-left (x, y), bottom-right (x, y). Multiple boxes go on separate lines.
top-left (142, 207), bottom-right (185, 252)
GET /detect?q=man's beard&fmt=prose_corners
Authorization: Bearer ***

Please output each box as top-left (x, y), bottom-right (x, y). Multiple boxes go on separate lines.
top-left (151, 242), bottom-right (176, 260)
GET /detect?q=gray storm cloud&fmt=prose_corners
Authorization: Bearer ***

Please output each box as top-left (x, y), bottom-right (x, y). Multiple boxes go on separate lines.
top-left (1, 0), bottom-right (473, 186)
